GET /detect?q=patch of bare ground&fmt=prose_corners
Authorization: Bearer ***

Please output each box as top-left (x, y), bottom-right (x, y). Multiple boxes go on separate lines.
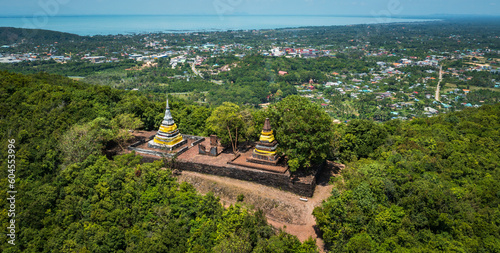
top-left (175, 161), bottom-right (344, 252)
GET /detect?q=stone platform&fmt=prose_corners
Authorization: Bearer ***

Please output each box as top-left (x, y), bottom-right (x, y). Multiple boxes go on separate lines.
top-left (127, 132), bottom-right (320, 197)
top-left (127, 131), bottom-right (203, 159)
top-left (174, 147), bottom-right (318, 196)
top-left (229, 151), bottom-right (287, 173)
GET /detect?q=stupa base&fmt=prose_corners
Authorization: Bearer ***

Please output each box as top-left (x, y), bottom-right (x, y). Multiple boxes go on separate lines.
top-left (247, 153), bottom-right (280, 166)
top-left (147, 138), bottom-right (187, 151)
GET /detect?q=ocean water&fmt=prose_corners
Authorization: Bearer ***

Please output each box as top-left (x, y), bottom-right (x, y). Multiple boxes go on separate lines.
top-left (0, 15), bottom-right (434, 36)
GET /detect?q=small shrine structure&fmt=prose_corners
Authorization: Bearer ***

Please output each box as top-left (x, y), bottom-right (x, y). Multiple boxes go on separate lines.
top-left (247, 118), bottom-right (280, 165)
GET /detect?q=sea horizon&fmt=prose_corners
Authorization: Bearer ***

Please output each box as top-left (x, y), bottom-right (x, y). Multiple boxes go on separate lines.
top-left (0, 14), bottom-right (439, 36)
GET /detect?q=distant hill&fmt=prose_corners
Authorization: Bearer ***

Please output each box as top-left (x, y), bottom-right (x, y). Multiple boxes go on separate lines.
top-left (0, 27), bottom-right (81, 45)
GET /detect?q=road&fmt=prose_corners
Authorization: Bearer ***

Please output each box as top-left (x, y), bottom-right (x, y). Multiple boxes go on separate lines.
top-left (435, 65), bottom-right (443, 101)
top-left (191, 62), bottom-right (204, 79)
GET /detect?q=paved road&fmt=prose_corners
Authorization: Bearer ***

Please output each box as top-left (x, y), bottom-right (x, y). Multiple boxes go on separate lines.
top-left (435, 65), bottom-right (443, 101)
top-left (191, 62), bottom-right (204, 79)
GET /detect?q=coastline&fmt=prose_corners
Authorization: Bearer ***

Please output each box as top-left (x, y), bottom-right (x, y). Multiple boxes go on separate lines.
top-left (0, 15), bottom-right (439, 36)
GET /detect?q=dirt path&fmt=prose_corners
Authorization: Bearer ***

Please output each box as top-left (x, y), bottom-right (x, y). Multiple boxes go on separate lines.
top-left (175, 162), bottom-right (343, 252)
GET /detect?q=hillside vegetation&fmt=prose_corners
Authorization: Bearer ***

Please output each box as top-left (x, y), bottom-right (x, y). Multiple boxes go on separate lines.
top-left (0, 71), bottom-right (317, 252)
top-left (315, 104), bottom-right (500, 252)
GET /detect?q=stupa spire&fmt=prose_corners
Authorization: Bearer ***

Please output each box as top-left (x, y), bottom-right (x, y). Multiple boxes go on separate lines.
top-left (148, 93), bottom-right (186, 150)
top-left (263, 118), bottom-right (272, 133)
top-left (162, 95), bottom-right (174, 126)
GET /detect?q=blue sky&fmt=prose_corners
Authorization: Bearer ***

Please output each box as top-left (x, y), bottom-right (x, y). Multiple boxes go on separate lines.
top-left (0, 0), bottom-right (498, 17)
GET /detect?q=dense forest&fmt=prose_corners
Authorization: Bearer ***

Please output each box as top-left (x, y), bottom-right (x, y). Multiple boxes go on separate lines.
top-left (0, 27), bottom-right (82, 47)
top-left (314, 104), bottom-right (500, 252)
top-left (0, 59), bottom-right (140, 77)
top-left (0, 71), bottom-right (317, 252)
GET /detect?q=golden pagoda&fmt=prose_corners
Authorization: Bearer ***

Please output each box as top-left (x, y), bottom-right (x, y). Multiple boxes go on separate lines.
top-left (148, 98), bottom-right (186, 151)
top-left (247, 118), bottom-right (280, 165)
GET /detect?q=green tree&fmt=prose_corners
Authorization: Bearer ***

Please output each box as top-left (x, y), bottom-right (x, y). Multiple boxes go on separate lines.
top-left (111, 113), bottom-right (144, 149)
top-left (206, 102), bottom-right (246, 153)
top-left (269, 95), bottom-right (333, 172)
top-left (336, 119), bottom-right (388, 161)
top-left (58, 117), bottom-right (114, 167)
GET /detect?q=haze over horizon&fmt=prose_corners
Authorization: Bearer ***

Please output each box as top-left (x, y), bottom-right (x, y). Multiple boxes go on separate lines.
top-left (1, 0), bottom-right (499, 17)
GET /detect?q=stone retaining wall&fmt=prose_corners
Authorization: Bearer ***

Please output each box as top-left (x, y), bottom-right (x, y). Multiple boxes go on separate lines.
top-left (173, 160), bottom-right (318, 197)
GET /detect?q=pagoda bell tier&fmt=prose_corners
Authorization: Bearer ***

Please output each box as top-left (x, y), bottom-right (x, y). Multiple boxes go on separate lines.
top-left (247, 118), bottom-right (280, 165)
top-left (148, 99), bottom-right (187, 151)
